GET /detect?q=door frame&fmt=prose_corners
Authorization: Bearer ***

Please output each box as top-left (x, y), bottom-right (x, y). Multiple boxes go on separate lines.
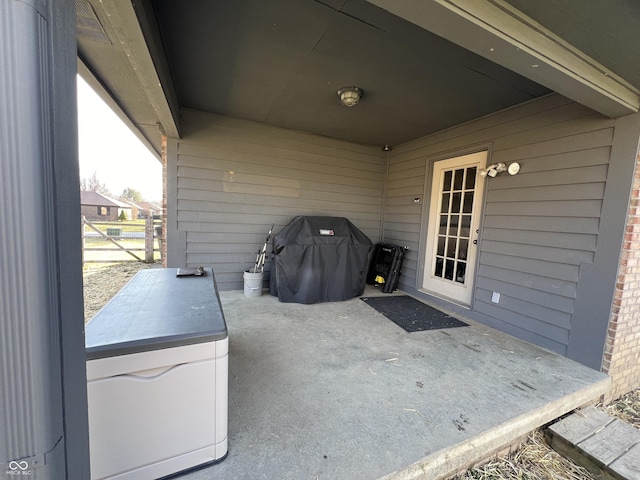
top-left (416, 145), bottom-right (492, 307)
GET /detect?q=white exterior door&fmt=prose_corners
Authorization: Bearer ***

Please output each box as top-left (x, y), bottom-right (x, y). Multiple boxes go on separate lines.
top-left (422, 151), bottom-right (487, 306)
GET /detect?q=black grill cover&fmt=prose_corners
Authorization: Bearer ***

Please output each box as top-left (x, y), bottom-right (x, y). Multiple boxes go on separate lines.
top-left (269, 216), bottom-right (373, 304)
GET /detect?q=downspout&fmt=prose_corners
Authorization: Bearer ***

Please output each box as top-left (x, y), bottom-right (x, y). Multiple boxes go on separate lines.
top-left (1, 0), bottom-right (89, 478)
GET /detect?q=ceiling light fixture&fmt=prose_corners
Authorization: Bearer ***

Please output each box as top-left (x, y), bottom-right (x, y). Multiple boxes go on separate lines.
top-left (337, 86), bottom-right (363, 107)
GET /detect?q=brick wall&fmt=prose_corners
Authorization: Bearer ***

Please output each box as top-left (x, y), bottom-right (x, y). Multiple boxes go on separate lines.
top-left (603, 151), bottom-right (640, 402)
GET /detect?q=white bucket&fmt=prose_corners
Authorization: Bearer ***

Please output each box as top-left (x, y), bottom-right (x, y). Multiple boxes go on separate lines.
top-left (243, 271), bottom-right (263, 297)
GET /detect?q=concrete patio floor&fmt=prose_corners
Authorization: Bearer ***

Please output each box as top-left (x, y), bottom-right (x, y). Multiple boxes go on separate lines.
top-left (178, 286), bottom-right (609, 480)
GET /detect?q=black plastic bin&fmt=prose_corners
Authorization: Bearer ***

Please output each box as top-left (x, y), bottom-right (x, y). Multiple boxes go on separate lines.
top-left (366, 243), bottom-right (408, 293)
top-left (270, 216), bottom-right (373, 304)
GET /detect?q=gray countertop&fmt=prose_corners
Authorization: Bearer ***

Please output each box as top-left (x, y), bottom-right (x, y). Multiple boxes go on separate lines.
top-left (85, 268), bottom-right (227, 360)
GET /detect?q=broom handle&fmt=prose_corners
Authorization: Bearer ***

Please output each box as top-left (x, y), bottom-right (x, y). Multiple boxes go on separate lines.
top-left (256, 223), bottom-right (274, 272)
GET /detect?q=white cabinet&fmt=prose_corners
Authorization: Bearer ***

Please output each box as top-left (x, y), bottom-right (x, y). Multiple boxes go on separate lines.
top-left (85, 268), bottom-right (228, 479)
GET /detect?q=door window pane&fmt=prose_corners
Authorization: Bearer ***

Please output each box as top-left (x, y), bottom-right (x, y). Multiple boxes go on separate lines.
top-left (453, 169), bottom-right (464, 190)
top-left (443, 171), bottom-right (452, 191)
top-left (439, 215), bottom-right (448, 235)
top-left (445, 259), bottom-right (455, 280)
top-left (448, 215), bottom-right (459, 236)
top-left (441, 193), bottom-right (450, 213)
top-left (451, 192), bottom-right (462, 213)
top-left (458, 239), bottom-right (468, 260)
top-left (463, 192), bottom-right (474, 213)
top-left (437, 236), bottom-right (446, 256)
top-left (435, 257), bottom-right (444, 277)
top-left (465, 167), bottom-right (477, 189)
top-left (455, 262), bottom-right (466, 284)
top-left (447, 237), bottom-right (457, 258)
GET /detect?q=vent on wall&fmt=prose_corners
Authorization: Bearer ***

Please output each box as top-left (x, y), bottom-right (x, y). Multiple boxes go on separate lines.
top-left (76, 0), bottom-right (111, 44)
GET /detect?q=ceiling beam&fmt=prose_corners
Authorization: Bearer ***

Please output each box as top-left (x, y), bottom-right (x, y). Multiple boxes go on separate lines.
top-left (366, 0), bottom-right (640, 117)
top-left (98, 0), bottom-right (181, 138)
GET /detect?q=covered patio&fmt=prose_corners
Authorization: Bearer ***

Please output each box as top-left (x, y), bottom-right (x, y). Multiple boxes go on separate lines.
top-left (178, 287), bottom-right (608, 480)
top-left (2, 1), bottom-right (639, 478)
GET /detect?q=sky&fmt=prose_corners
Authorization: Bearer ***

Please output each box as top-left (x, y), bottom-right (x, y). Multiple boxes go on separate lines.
top-left (76, 76), bottom-right (162, 202)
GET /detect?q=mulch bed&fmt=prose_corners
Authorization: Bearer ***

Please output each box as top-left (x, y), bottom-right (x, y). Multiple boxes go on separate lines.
top-left (451, 391), bottom-right (640, 480)
top-left (83, 262), bottom-right (155, 322)
top-left (452, 430), bottom-right (595, 479)
top-left (601, 389), bottom-right (640, 428)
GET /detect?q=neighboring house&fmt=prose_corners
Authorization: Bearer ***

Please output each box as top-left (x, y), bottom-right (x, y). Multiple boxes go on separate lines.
top-left (133, 200), bottom-right (162, 218)
top-left (118, 200), bottom-right (161, 219)
top-left (119, 199), bottom-right (139, 220)
top-left (80, 191), bottom-right (133, 221)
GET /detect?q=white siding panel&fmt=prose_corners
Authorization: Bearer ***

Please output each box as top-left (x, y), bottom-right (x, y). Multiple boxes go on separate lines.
top-left (172, 110), bottom-right (385, 290)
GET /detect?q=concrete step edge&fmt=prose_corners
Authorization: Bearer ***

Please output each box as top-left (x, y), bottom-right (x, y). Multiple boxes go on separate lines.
top-left (383, 375), bottom-right (610, 480)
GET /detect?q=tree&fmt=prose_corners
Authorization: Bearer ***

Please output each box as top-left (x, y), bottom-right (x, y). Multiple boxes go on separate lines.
top-left (120, 187), bottom-right (143, 202)
top-left (118, 210), bottom-right (127, 221)
top-left (80, 171), bottom-right (111, 196)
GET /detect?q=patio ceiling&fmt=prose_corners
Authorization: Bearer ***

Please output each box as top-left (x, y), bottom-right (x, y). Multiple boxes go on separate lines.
top-left (76, 0), bottom-right (640, 155)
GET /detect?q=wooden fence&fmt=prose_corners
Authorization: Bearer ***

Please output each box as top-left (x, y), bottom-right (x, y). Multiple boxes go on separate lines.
top-left (82, 216), bottom-right (163, 264)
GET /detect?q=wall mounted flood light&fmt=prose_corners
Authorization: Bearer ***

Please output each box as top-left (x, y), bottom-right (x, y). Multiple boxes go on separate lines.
top-left (480, 162), bottom-right (520, 177)
top-left (337, 86), bottom-right (363, 107)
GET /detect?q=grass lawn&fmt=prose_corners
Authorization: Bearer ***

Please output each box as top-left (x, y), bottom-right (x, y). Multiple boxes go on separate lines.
top-left (83, 237), bottom-right (161, 263)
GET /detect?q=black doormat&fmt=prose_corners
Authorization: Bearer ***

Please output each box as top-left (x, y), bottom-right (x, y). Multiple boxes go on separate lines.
top-left (361, 296), bottom-right (468, 332)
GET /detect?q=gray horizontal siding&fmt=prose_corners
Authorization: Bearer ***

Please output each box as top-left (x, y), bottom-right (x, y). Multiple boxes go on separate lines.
top-left (384, 94), bottom-right (617, 355)
top-left (481, 216), bottom-right (600, 234)
top-left (391, 96), bottom-right (589, 161)
top-left (480, 228), bottom-right (597, 251)
top-left (169, 110), bottom-right (385, 290)
top-left (481, 240), bottom-right (595, 265)
top-left (380, 154), bottom-right (426, 292)
top-left (477, 264), bottom-right (577, 298)
top-left (484, 199), bottom-right (603, 217)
